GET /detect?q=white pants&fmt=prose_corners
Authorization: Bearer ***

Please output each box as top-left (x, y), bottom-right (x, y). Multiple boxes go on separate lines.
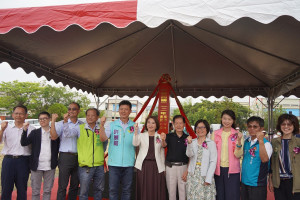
top-left (166, 165), bottom-right (187, 200)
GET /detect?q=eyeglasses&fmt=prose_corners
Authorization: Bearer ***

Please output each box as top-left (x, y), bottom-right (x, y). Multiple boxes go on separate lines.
top-left (247, 125), bottom-right (259, 129)
top-left (39, 118), bottom-right (49, 121)
top-left (281, 123), bottom-right (293, 127)
top-left (13, 112), bottom-right (26, 116)
top-left (68, 108), bottom-right (78, 111)
top-left (196, 126), bottom-right (206, 130)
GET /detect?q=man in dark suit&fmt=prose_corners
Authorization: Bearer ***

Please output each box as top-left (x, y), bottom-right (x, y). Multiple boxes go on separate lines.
top-left (21, 111), bottom-right (60, 200)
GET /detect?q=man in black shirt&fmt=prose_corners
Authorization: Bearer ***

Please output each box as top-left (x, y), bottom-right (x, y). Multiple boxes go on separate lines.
top-left (161, 115), bottom-right (189, 200)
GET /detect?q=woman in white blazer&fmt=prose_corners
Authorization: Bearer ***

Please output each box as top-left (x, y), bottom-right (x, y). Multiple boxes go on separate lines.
top-left (186, 119), bottom-right (217, 200)
top-left (133, 116), bottom-right (166, 200)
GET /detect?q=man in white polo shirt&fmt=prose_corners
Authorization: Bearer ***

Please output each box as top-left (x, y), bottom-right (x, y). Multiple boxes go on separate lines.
top-left (0, 105), bottom-right (35, 200)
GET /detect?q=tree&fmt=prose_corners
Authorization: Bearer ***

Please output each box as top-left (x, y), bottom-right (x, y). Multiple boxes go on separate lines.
top-left (0, 81), bottom-right (91, 118)
top-left (173, 97), bottom-right (251, 131)
top-left (47, 103), bottom-right (68, 121)
top-left (262, 105), bottom-right (287, 132)
top-left (0, 81), bottom-right (42, 114)
top-left (151, 111), bottom-right (158, 117)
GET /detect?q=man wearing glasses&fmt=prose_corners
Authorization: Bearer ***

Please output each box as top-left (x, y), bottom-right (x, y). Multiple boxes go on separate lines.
top-left (0, 105), bottom-right (35, 200)
top-left (241, 116), bottom-right (272, 200)
top-left (21, 111), bottom-right (60, 200)
top-left (50, 102), bottom-right (84, 200)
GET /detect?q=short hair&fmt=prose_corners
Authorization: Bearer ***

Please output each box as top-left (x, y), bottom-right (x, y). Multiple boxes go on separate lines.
top-left (69, 102), bottom-right (80, 110)
top-left (38, 111), bottom-right (50, 119)
top-left (221, 109), bottom-right (236, 129)
top-left (194, 119), bottom-right (210, 135)
top-left (145, 116), bottom-right (160, 132)
top-left (85, 108), bottom-right (100, 116)
top-left (247, 116), bottom-right (264, 127)
top-left (13, 105), bottom-right (28, 114)
top-left (173, 115), bottom-right (186, 123)
top-left (119, 100), bottom-right (132, 109)
top-left (276, 114), bottom-right (299, 135)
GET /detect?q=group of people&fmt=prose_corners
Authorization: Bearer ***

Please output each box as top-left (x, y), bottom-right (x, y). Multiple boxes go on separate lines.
top-left (0, 100), bottom-right (300, 200)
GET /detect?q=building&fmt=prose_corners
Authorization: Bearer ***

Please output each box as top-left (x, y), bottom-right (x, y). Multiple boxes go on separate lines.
top-left (0, 108), bottom-right (9, 120)
top-left (250, 97), bottom-right (300, 119)
top-left (105, 99), bottom-right (146, 123)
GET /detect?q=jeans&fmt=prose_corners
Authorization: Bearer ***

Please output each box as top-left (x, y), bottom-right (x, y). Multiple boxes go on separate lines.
top-left (108, 166), bottom-right (133, 200)
top-left (78, 166), bottom-right (105, 200)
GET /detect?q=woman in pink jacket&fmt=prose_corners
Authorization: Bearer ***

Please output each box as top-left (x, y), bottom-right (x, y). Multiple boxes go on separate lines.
top-left (211, 110), bottom-right (243, 200)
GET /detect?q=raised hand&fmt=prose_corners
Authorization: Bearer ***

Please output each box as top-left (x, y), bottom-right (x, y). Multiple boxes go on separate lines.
top-left (63, 113), bottom-right (69, 123)
top-left (134, 123), bottom-right (138, 134)
top-left (256, 131), bottom-right (265, 142)
top-left (100, 116), bottom-right (106, 126)
top-left (52, 113), bottom-right (59, 122)
top-left (1, 121), bottom-right (8, 131)
top-left (237, 132), bottom-right (243, 142)
top-left (23, 122), bottom-right (30, 131)
top-left (160, 132), bottom-right (166, 141)
top-left (187, 135), bottom-right (192, 144)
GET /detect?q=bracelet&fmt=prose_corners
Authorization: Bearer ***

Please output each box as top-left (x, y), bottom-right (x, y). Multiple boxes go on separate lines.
top-left (236, 144), bottom-right (242, 148)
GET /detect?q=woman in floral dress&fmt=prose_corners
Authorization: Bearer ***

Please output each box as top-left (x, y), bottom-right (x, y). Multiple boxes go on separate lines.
top-left (186, 119), bottom-right (217, 200)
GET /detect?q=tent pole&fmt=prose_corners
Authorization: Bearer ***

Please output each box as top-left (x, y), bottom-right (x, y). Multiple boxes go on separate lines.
top-left (267, 92), bottom-right (275, 140)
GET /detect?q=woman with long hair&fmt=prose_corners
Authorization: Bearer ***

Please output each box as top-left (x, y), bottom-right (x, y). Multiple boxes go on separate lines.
top-left (211, 109), bottom-right (243, 200)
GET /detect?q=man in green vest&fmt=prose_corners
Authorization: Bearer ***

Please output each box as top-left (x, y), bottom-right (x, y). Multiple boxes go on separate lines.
top-left (63, 108), bottom-right (105, 200)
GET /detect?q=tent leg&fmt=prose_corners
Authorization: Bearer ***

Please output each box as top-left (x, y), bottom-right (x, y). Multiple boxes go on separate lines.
top-left (267, 94), bottom-right (275, 140)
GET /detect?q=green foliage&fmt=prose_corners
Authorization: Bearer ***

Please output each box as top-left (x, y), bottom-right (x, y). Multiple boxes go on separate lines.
top-left (0, 81), bottom-right (42, 114)
top-left (262, 105), bottom-right (287, 131)
top-left (77, 109), bottom-right (106, 118)
top-left (0, 81), bottom-right (91, 118)
top-left (100, 110), bottom-right (105, 117)
top-left (173, 97), bottom-right (251, 131)
top-left (151, 111), bottom-right (158, 117)
top-left (47, 103), bottom-right (68, 121)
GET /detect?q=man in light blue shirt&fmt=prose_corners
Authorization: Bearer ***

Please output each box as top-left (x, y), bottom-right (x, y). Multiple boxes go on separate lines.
top-left (99, 100), bottom-right (138, 200)
top-left (50, 102), bottom-right (83, 200)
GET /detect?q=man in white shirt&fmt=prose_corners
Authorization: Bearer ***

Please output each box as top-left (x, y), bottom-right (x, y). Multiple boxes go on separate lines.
top-left (21, 111), bottom-right (60, 200)
top-left (241, 116), bottom-right (273, 200)
top-left (0, 105), bottom-right (35, 200)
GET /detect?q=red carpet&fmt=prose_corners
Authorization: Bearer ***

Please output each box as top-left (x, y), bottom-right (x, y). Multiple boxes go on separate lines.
top-left (11, 177), bottom-right (274, 200)
top-left (11, 178), bottom-right (108, 200)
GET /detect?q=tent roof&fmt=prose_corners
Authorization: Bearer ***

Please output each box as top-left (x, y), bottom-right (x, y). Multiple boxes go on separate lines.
top-left (1, 0), bottom-right (300, 98)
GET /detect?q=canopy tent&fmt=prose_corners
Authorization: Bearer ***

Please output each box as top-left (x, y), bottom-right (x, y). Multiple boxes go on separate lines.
top-left (1, 0), bottom-right (300, 133)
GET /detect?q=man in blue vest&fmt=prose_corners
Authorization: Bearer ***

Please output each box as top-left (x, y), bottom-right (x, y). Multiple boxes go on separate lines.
top-left (99, 100), bottom-right (138, 200)
top-left (241, 116), bottom-right (273, 200)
